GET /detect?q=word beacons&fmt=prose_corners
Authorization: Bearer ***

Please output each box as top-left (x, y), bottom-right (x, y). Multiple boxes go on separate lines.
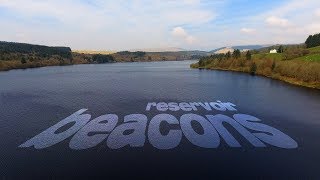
top-left (19, 102), bottom-right (298, 150)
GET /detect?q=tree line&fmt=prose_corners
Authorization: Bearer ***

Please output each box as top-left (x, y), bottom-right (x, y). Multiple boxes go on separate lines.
top-left (305, 33), bottom-right (320, 48)
top-left (116, 51), bottom-right (146, 58)
top-left (92, 54), bottom-right (115, 63)
top-left (198, 49), bottom-right (253, 67)
top-left (0, 41), bottom-right (72, 59)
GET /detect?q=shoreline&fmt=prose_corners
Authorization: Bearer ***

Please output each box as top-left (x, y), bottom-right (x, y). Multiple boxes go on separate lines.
top-left (192, 66), bottom-right (320, 90)
top-left (0, 59), bottom-right (197, 72)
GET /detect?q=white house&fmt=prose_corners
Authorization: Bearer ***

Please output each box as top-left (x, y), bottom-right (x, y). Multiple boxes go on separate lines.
top-left (270, 49), bottom-right (277, 53)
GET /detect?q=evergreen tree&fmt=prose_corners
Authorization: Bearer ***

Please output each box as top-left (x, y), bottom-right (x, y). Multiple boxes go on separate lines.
top-left (250, 62), bottom-right (257, 75)
top-left (272, 60), bottom-right (276, 71)
top-left (21, 57), bottom-right (27, 64)
top-left (199, 59), bottom-right (205, 67)
top-left (277, 45), bottom-right (284, 53)
top-left (305, 33), bottom-right (320, 48)
top-left (92, 54), bottom-right (115, 63)
top-left (233, 49), bottom-right (241, 59)
top-left (246, 51), bottom-right (252, 60)
top-left (226, 51), bottom-right (231, 59)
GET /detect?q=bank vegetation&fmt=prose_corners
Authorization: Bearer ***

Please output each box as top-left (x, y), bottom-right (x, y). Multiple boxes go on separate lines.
top-left (0, 41), bottom-right (204, 71)
top-left (191, 33), bottom-right (320, 89)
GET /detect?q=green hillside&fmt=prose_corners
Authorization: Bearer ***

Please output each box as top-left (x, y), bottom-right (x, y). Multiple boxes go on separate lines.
top-left (252, 46), bottom-right (320, 62)
top-left (292, 54), bottom-right (320, 62)
top-left (308, 46), bottom-right (320, 53)
top-left (252, 53), bottom-right (284, 61)
top-left (191, 36), bottom-right (320, 89)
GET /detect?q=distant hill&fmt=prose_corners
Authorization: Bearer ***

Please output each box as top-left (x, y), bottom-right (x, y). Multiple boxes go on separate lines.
top-left (209, 47), bottom-right (226, 53)
top-left (210, 45), bottom-right (266, 54)
top-left (128, 47), bottom-right (186, 52)
top-left (0, 41), bottom-right (72, 58)
top-left (0, 40), bottom-right (285, 71)
top-left (0, 41), bottom-right (74, 71)
top-left (113, 50), bottom-right (208, 62)
top-left (212, 47), bottom-right (235, 54)
top-left (74, 45), bottom-right (266, 55)
top-left (232, 45), bottom-right (265, 50)
top-left (73, 50), bottom-right (115, 55)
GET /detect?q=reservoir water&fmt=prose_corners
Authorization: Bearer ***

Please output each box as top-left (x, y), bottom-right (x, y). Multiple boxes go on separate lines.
top-left (0, 60), bottom-right (320, 178)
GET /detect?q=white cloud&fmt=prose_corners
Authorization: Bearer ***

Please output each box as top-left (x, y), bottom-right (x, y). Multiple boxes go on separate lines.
top-left (315, 9), bottom-right (320, 17)
top-left (172, 27), bottom-right (188, 37)
top-left (181, 0), bottom-right (201, 5)
top-left (186, 36), bottom-right (196, 44)
top-left (1, 0), bottom-right (318, 50)
top-left (253, 0), bottom-right (320, 44)
top-left (255, 0), bottom-right (319, 21)
top-left (171, 27), bottom-right (196, 44)
top-left (306, 23), bottom-right (320, 34)
top-left (265, 16), bottom-right (290, 27)
top-left (240, 28), bottom-right (256, 34)
top-left (0, 0), bottom-right (219, 50)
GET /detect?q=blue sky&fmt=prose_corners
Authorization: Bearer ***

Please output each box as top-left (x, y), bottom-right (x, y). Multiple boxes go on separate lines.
top-left (0, 0), bottom-right (319, 51)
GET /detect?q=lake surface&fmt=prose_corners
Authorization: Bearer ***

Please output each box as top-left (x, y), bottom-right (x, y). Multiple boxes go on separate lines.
top-left (0, 60), bottom-right (320, 178)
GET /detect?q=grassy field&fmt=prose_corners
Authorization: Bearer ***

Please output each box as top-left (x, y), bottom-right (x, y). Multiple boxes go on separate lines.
top-left (252, 52), bottom-right (320, 62)
top-left (252, 53), bottom-right (284, 61)
top-left (308, 46), bottom-right (320, 53)
top-left (292, 54), bottom-right (320, 62)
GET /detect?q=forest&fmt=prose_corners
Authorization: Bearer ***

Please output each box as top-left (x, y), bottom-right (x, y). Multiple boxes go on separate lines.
top-left (0, 41), bottom-right (74, 71)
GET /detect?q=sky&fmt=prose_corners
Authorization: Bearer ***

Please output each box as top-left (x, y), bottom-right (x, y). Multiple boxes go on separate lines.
top-left (0, 0), bottom-right (319, 51)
